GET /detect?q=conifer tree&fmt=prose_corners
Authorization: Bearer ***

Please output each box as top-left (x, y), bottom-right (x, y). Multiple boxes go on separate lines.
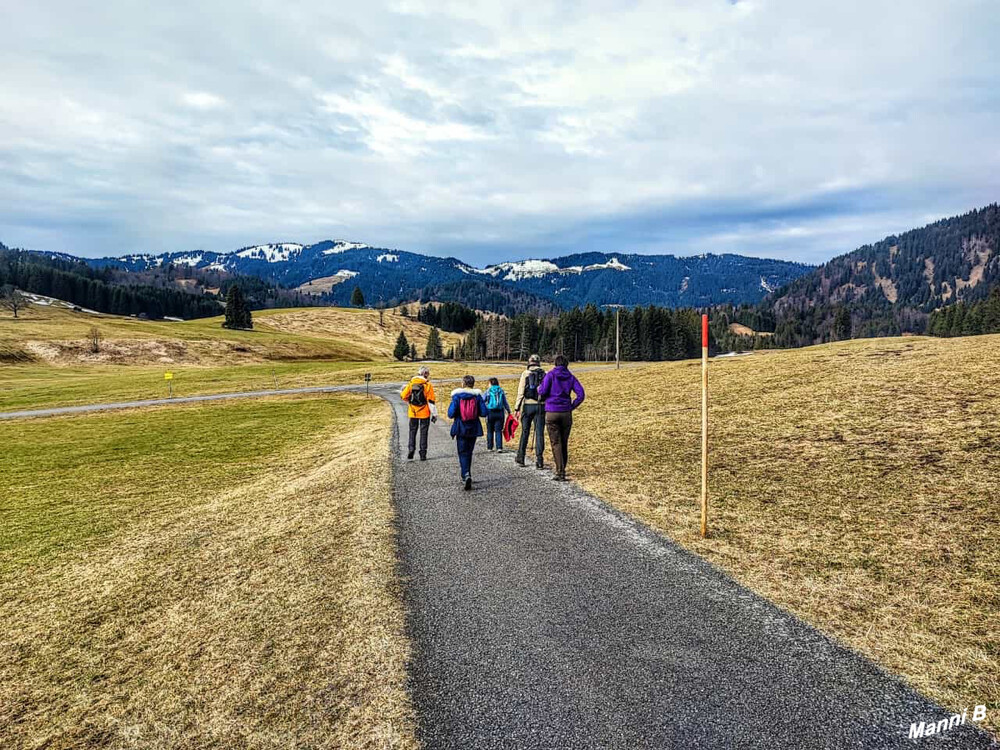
top-left (351, 286), bottom-right (365, 307)
top-left (410, 343), bottom-right (418, 361)
top-left (393, 330), bottom-right (410, 361)
top-left (223, 285), bottom-right (252, 330)
top-left (424, 326), bottom-right (444, 359)
top-left (833, 306), bottom-right (852, 340)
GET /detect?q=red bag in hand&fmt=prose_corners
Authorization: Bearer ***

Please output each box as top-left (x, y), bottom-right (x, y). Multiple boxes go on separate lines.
top-left (503, 413), bottom-right (520, 443)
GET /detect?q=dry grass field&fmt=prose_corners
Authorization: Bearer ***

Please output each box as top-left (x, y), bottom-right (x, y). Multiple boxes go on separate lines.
top-left (0, 304), bottom-right (475, 413)
top-left (257, 307), bottom-right (462, 359)
top-left (0, 304), bottom-right (459, 367)
top-left (569, 335), bottom-right (999, 733)
top-left (0, 395), bottom-right (417, 749)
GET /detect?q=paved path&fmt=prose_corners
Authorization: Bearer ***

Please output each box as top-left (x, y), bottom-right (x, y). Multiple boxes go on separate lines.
top-left (381, 383), bottom-right (996, 749)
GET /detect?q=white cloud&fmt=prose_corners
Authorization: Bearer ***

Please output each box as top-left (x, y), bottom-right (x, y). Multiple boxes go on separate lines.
top-left (0, 0), bottom-right (997, 262)
top-left (181, 91), bottom-right (227, 110)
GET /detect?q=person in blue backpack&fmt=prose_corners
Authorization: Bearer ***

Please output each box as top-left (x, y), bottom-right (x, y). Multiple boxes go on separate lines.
top-left (483, 377), bottom-right (512, 453)
top-left (448, 375), bottom-right (488, 491)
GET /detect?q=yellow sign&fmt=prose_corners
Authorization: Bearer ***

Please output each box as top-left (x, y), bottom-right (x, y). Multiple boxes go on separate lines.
top-left (164, 372), bottom-right (174, 380)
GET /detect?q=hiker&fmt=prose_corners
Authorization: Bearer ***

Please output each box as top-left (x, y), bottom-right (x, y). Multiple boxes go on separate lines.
top-left (514, 354), bottom-right (547, 468)
top-left (537, 355), bottom-right (585, 482)
top-left (484, 377), bottom-right (512, 453)
top-left (400, 366), bottom-right (437, 461)
top-left (447, 375), bottom-right (487, 490)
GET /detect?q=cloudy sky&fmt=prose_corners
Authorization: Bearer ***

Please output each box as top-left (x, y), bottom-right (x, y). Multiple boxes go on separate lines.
top-left (2, 0), bottom-right (998, 264)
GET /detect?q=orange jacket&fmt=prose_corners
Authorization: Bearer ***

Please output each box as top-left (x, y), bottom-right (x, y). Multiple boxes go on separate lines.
top-left (400, 376), bottom-right (436, 419)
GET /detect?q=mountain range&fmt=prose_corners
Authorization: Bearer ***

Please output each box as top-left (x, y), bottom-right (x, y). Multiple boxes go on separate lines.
top-left (10, 203), bottom-right (998, 338)
top-left (81, 242), bottom-right (814, 310)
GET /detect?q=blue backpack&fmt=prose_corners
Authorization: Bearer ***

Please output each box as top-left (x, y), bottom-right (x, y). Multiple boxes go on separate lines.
top-left (485, 385), bottom-right (504, 411)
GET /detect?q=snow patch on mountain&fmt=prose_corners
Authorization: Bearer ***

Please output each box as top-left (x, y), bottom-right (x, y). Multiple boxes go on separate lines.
top-left (480, 256), bottom-right (632, 281)
top-left (322, 241), bottom-right (369, 255)
top-left (376, 253), bottom-right (399, 263)
top-left (334, 269), bottom-right (359, 279)
top-left (760, 276), bottom-right (775, 293)
top-left (483, 260), bottom-right (562, 281)
top-left (235, 243), bottom-right (303, 262)
top-left (172, 253), bottom-right (204, 267)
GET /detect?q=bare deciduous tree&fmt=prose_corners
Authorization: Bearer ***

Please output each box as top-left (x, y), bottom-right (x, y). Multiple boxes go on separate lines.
top-left (0, 285), bottom-right (27, 319)
top-left (89, 326), bottom-right (102, 354)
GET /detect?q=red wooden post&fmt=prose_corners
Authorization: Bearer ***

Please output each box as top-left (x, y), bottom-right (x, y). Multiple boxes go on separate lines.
top-left (701, 314), bottom-right (709, 538)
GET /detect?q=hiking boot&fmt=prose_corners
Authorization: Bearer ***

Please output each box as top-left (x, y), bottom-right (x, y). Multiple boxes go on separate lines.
top-left (419, 454), bottom-right (427, 461)
top-left (514, 456), bottom-right (526, 466)
top-left (553, 474), bottom-right (568, 482)
top-left (464, 475), bottom-right (473, 491)
top-left (407, 451), bottom-right (414, 460)
top-left (535, 458), bottom-right (545, 469)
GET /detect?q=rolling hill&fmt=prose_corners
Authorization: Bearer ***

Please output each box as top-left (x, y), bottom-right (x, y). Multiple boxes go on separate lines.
top-left (0, 303), bottom-right (462, 367)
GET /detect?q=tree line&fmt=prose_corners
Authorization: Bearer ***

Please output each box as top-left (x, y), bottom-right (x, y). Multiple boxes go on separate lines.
top-left (416, 301), bottom-right (478, 333)
top-left (927, 287), bottom-right (1000, 337)
top-left (456, 304), bottom-right (710, 362)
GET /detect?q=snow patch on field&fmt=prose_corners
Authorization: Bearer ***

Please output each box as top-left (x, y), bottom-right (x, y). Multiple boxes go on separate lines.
top-left (21, 291), bottom-right (102, 315)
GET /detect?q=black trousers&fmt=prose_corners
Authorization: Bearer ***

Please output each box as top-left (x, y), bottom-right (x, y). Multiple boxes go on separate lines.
top-left (408, 417), bottom-right (430, 456)
top-left (545, 410), bottom-right (573, 477)
top-left (517, 402), bottom-right (545, 461)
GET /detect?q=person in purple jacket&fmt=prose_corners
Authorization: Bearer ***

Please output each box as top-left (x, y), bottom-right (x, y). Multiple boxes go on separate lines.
top-left (536, 354), bottom-right (585, 481)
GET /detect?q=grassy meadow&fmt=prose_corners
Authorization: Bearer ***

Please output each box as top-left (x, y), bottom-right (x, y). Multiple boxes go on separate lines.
top-left (569, 334), bottom-right (999, 732)
top-left (0, 395), bottom-right (417, 749)
top-left (0, 304), bottom-right (478, 412)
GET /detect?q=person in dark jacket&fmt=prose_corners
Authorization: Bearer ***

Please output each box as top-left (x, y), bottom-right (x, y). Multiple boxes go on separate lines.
top-left (483, 377), bottom-right (512, 452)
top-left (537, 355), bottom-right (585, 481)
top-left (447, 375), bottom-right (488, 490)
top-left (514, 354), bottom-right (546, 468)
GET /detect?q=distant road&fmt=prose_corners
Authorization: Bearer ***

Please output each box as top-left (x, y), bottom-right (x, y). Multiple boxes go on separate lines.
top-left (0, 385), bottom-right (361, 420)
top-left (0, 364), bottom-right (624, 421)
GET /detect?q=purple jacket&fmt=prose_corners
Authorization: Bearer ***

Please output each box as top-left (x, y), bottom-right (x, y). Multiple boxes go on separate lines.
top-left (537, 366), bottom-right (585, 412)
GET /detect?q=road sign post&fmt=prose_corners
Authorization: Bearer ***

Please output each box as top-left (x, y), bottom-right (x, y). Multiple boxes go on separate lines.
top-left (701, 314), bottom-right (709, 538)
top-left (365, 372), bottom-right (372, 398)
top-left (165, 371), bottom-right (174, 399)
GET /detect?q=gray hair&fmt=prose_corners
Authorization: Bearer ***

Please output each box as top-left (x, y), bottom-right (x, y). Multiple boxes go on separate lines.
top-left (418, 366), bottom-right (430, 378)
top-left (528, 354), bottom-right (541, 365)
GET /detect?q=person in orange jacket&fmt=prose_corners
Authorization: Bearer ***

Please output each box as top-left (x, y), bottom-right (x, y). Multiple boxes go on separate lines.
top-left (400, 366), bottom-right (437, 461)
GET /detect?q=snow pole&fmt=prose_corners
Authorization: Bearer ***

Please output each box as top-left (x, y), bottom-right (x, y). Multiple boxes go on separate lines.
top-left (701, 314), bottom-right (709, 538)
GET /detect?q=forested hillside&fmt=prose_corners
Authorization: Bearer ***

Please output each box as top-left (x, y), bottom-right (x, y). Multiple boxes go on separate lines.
top-left (0, 247), bottom-right (222, 319)
top-left (0, 246), bottom-right (321, 320)
top-left (755, 204), bottom-right (1000, 346)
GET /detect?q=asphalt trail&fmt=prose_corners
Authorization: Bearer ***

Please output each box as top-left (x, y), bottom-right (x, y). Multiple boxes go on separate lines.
top-left (380, 383), bottom-right (996, 749)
